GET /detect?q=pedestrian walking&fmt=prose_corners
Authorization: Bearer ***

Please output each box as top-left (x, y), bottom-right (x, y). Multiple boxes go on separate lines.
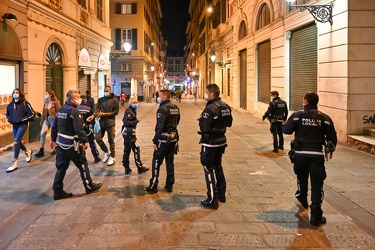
top-left (283, 92), bottom-right (337, 226)
top-left (146, 89), bottom-right (180, 193)
top-left (50, 90), bottom-right (102, 200)
top-left (262, 90), bottom-right (288, 153)
top-left (77, 95), bottom-right (101, 163)
top-left (198, 83), bottom-right (233, 209)
top-left (121, 97), bottom-right (149, 175)
top-left (5, 88), bottom-right (35, 173)
top-left (34, 90), bottom-right (61, 158)
top-left (93, 85), bottom-right (119, 166)
top-left (120, 90), bottom-right (126, 109)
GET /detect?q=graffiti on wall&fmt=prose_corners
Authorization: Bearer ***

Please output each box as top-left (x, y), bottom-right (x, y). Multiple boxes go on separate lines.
top-left (363, 114), bottom-right (375, 124)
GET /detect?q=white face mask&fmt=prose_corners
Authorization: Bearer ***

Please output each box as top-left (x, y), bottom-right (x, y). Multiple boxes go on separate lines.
top-left (13, 93), bottom-right (19, 99)
top-left (104, 92), bottom-right (110, 97)
top-left (75, 98), bottom-right (82, 106)
top-left (204, 92), bottom-right (209, 100)
top-left (45, 95), bottom-right (50, 100)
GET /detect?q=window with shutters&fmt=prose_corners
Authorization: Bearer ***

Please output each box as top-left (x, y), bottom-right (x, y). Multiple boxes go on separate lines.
top-left (122, 29), bottom-right (132, 46)
top-left (77, 0), bottom-right (86, 9)
top-left (121, 63), bottom-right (132, 72)
top-left (96, 0), bottom-right (103, 21)
top-left (257, 40), bottom-right (271, 103)
top-left (122, 4), bottom-right (132, 14)
top-left (238, 21), bottom-right (247, 40)
top-left (256, 3), bottom-right (270, 30)
top-left (115, 3), bottom-right (137, 15)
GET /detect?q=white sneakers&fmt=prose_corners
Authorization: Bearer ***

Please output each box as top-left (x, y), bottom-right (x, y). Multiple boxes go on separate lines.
top-left (6, 160), bottom-right (18, 173)
top-left (107, 156), bottom-right (115, 166)
top-left (25, 149), bottom-right (32, 162)
top-left (103, 152), bottom-right (115, 166)
top-left (102, 152), bottom-right (110, 163)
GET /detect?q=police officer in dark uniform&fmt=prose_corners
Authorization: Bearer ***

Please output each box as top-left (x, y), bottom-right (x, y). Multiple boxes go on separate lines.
top-left (283, 92), bottom-right (337, 226)
top-left (77, 95), bottom-right (101, 163)
top-left (146, 89), bottom-right (180, 193)
top-left (50, 90), bottom-right (102, 200)
top-left (199, 84), bottom-right (233, 209)
top-left (121, 96), bottom-right (149, 175)
top-left (263, 91), bottom-right (288, 153)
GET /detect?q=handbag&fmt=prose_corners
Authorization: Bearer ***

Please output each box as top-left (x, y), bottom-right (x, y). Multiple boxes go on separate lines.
top-left (94, 118), bottom-right (101, 133)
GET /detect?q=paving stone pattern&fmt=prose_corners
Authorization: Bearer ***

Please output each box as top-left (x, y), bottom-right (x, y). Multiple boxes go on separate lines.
top-left (0, 98), bottom-right (374, 249)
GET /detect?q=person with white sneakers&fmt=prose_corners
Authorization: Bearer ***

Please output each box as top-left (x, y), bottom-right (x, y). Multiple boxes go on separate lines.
top-left (92, 86), bottom-right (119, 166)
top-left (5, 88), bottom-right (35, 173)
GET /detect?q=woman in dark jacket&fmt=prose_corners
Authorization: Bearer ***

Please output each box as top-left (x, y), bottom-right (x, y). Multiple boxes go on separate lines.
top-left (5, 88), bottom-right (35, 173)
top-left (34, 90), bottom-right (61, 157)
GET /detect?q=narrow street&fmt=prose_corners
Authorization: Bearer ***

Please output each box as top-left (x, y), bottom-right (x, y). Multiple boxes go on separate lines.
top-left (0, 97), bottom-right (374, 249)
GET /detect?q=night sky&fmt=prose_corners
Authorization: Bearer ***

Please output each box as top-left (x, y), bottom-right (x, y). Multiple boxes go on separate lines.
top-left (160, 0), bottom-right (190, 53)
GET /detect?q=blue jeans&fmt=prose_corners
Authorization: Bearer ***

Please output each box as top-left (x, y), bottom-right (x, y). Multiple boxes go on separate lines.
top-left (12, 124), bottom-right (28, 159)
top-left (40, 116), bottom-right (54, 147)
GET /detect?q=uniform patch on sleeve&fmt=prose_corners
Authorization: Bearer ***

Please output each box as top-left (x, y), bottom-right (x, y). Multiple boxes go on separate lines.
top-left (157, 113), bottom-right (161, 118)
top-left (78, 114), bottom-right (82, 119)
top-left (203, 113), bottom-right (209, 118)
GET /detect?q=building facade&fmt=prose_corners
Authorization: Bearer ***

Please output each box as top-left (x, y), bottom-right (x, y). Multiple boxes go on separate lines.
top-left (186, 0), bottom-right (375, 144)
top-left (109, 0), bottom-right (165, 102)
top-left (0, 0), bottom-right (112, 146)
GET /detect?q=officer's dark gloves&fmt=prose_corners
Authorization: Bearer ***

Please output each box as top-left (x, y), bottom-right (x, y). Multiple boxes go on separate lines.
top-left (262, 115), bottom-right (266, 121)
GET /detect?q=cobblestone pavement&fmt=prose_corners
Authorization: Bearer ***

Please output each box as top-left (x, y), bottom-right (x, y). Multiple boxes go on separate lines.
top-left (0, 97), bottom-right (374, 249)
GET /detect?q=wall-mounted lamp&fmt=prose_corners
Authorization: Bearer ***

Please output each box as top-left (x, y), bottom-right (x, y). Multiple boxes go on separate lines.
top-left (150, 66), bottom-right (155, 72)
top-left (210, 54), bottom-right (216, 62)
top-left (2, 13), bottom-right (18, 22)
top-left (124, 42), bottom-right (131, 53)
top-left (286, 0), bottom-right (334, 25)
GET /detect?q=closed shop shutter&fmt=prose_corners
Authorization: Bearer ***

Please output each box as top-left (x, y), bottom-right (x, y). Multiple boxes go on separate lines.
top-left (258, 40), bottom-right (271, 103)
top-left (78, 70), bottom-right (90, 95)
top-left (290, 23), bottom-right (317, 110)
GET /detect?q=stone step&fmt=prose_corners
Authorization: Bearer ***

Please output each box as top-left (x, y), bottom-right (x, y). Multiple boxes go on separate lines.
top-left (363, 127), bottom-right (375, 137)
top-left (347, 135), bottom-right (375, 155)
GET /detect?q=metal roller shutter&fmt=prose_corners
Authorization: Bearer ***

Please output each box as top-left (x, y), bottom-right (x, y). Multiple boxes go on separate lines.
top-left (258, 40), bottom-right (271, 103)
top-left (78, 70), bottom-right (90, 95)
top-left (290, 23), bottom-right (317, 110)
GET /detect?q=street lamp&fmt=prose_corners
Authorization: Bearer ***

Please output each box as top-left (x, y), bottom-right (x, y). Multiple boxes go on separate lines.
top-left (286, 0), bottom-right (334, 25)
top-left (109, 42), bottom-right (132, 61)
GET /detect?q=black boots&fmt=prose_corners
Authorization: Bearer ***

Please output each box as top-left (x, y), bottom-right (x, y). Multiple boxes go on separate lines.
top-left (34, 148), bottom-right (44, 158)
top-left (138, 166), bottom-right (149, 174)
top-left (164, 185), bottom-right (173, 193)
top-left (125, 167), bottom-right (132, 175)
top-left (218, 194), bottom-right (226, 203)
top-left (53, 190), bottom-right (73, 200)
top-left (146, 186), bottom-right (158, 193)
top-left (85, 182), bottom-right (102, 194)
top-left (201, 198), bottom-right (218, 209)
top-left (310, 216), bottom-right (327, 226)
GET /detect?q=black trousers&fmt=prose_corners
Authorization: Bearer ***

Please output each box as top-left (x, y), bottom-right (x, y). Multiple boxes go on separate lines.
top-left (200, 145), bottom-right (226, 202)
top-left (270, 121), bottom-right (284, 149)
top-left (53, 145), bottom-right (92, 192)
top-left (122, 134), bottom-right (143, 168)
top-left (148, 141), bottom-right (176, 189)
top-left (88, 132), bottom-right (100, 160)
top-left (294, 154), bottom-right (326, 217)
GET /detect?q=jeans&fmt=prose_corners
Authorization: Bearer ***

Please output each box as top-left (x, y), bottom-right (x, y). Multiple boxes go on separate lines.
top-left (40, 116), bottom-right (54, 147)
top-left (12, 124), bottom-right (28, 159)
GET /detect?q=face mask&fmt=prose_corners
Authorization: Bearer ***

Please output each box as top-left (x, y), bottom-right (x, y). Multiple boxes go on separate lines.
top-left (204, 93), bottom-right (209, 100)
top-left (13, 93), bottom-right (19, 99)
top-left (157, 97), bottom-right (162, 104)
top-left (131, 104), bottom-right (138, 110)
top-left (104, 92), bottom-right (109, 97)
top-left (271, 96), bottom-right (274, 101)
top-left (45, 95), bottom-right (50, 100)
top-left (75, 98), bottom-right (82, 106)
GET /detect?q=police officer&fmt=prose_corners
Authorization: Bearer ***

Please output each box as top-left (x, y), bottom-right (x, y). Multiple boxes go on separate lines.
top-left (77, 94), bottom-right (101, 163)
top-left (50, 90), bottom-right (102, 200)
top-left (199, 84), bottom-right (233, 209)
top-left (283, 92), bottom-right (337, 226)
top-left (146, 89), bottom-right (180, 193)
top-left (263, 91), bottom-right (288, 153)
top-left (122, 97), bottom-right (149, 175)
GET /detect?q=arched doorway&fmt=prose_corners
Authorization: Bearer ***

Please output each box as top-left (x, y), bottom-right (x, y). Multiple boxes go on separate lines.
top-left (46, 43), bottom-right (63, 104)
